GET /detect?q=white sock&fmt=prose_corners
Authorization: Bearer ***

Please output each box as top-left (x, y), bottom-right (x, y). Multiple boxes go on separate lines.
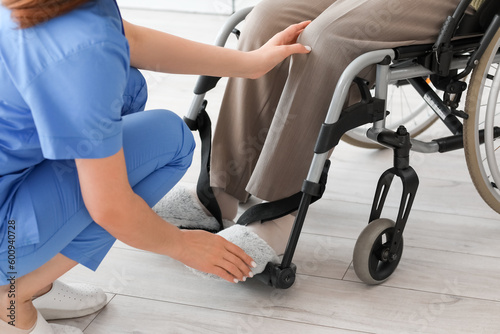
top-left (0, 317), bottom-right (35, 334)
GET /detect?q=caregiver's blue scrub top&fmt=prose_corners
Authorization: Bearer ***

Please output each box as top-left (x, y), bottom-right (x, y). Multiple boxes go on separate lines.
top-left (0, 0), bottom-right (130, 247)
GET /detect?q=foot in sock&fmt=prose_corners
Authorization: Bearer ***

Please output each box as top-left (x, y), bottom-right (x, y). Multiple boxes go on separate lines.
top-left (153, 185), bottom-right (236, 232)
top-left (188, 215), bottom-right (295, 280)
top-left (188, 224), bottom-right (280, 281)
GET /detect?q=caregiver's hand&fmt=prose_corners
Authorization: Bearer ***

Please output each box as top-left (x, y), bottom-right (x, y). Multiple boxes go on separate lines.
top-left (173, 230), bottom-right (256, 283)
top-left (246, 20), bottom-right (312, 79)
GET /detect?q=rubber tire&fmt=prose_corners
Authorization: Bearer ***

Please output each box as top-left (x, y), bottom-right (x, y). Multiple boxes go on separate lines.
top-left (353, 218), bottom-right (403, 285)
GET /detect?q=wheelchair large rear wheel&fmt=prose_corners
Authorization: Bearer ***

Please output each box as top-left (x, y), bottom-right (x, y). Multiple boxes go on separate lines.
top-left (342, 82), bottom-right (438, 149)
top-left (464, 29), bottom-right (500, 214)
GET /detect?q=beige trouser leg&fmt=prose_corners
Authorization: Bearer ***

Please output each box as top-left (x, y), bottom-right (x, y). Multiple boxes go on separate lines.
top-left (210, 0), bottom-right (336, 202)
top-left (211, 0), bottom-right (462, 202)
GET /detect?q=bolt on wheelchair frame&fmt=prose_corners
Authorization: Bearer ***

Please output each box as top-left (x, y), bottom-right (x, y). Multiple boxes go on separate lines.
top-left (184, 0), bottom-right (500, 288)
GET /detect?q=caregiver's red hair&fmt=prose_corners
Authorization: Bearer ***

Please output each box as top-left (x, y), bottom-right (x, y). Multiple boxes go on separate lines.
top-left (2, 0), bottom-right (89, 28)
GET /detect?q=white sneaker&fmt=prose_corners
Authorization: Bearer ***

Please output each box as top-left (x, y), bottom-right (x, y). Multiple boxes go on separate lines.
top-left (33, 280), bottom-right (107, 320)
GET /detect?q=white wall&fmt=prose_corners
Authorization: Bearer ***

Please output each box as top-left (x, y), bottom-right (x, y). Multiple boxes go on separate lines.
top-left (116, 0), bottom-right (259, 15)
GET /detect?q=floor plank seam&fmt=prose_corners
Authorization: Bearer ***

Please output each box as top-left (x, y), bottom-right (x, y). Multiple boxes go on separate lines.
top-left (82, 294), bottom-right (118, 332)
top-left (294, 230), bottom-right (500, 260)
top-left (317, 197), bottom-right (500, 221)
top-left (97, 291), bottom-right (376, 333)
top-left (339, 279), bottom-right (500, 304)
top-left (341, 261), bottom-right (353, 280)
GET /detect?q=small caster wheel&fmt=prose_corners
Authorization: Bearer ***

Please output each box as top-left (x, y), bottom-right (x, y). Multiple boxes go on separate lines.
top-left (270, 264), bottom-right (297, 289)
top-left (353, 218), bottom-right (403, 285)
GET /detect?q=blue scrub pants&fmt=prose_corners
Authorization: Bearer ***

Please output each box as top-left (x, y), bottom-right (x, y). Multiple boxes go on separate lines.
top-left (0, 68), bottom-right (195, 285)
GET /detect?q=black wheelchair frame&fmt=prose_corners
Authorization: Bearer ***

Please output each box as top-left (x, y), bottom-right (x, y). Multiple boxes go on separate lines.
top-left (184, 0), bottom-right (500, 288)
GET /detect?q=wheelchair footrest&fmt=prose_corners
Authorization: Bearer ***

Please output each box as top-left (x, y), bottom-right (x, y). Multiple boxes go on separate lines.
top-left (255, 262), bottom-right (297, 289)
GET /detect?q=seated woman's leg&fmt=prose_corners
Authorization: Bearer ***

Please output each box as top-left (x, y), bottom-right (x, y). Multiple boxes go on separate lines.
top-left (154, 0), bottom-right (337, 228)
top-left (210, 0), bottom-right (337, 203)
top-left (153, 0), bottom-right (338, 233)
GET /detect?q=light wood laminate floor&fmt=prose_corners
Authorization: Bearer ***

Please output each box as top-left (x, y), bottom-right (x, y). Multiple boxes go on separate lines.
top-left (53, 8), bottom-right (500, 334)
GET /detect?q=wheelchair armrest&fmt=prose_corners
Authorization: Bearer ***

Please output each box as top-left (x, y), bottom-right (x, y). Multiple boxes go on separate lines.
top-left (394, 35), bottom-right (482, 60)
top-left (193, 75), bottom-right (222, 95)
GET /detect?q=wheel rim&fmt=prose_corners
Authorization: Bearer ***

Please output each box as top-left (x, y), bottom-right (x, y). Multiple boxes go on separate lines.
top-left (368, 227), bottom-right (403, 281)
top-left (484, 64), bottom-right (500, 188)
top-left (353, 218), bottom-right (403, 284)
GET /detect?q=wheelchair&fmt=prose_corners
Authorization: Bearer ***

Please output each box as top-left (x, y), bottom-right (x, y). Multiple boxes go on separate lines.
top-left (183, 0), bottom-right (500, 288)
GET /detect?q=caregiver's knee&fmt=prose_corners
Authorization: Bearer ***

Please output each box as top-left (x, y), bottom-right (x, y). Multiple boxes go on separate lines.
top-left (177, 118), bottom-right (196, 167)
top-left (155, 109), bottom-right (195, 164)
